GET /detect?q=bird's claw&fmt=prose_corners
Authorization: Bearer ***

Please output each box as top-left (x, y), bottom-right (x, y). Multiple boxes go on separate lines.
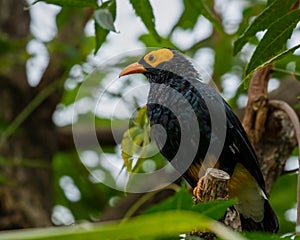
top-left (193, 177), bottom-right (204, 203)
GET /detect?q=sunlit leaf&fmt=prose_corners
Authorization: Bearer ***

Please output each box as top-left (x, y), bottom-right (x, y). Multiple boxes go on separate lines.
top-left (121, 106), bottom-right (151, 172)
top-left (234, 0), bottom-right (298, 55)
top-left (135, 105), bottom-right (148, 128)
top-left (129, 0), bottom-right (161, 42)
top-left (244, 9), bottom-right (300, 80)
top-left (0, 210), bottom-right (246, 240)
top-left (33, 0), bottom-right (98, 7)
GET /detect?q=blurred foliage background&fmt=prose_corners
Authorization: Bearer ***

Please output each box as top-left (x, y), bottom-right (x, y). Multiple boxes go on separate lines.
top-left (0, 0), bottom-right (300, 239)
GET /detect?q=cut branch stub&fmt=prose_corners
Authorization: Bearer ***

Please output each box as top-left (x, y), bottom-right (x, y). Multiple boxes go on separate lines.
top-left (193, 168), bottom-right (230, 202)
top-left (192, 168), bottom-right (242, 236)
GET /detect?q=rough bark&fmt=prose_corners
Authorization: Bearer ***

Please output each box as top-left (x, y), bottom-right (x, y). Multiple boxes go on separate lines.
top-left (191, 168), bottom-right (241, 239)
top-left (0, 0), bottom-right (53, 229)
top-left (242, 68), bottom-right (297, 192)
top-left (193, 168), bottom-right (230, 202)
top-left (0, 1), bottom-right (88, 229)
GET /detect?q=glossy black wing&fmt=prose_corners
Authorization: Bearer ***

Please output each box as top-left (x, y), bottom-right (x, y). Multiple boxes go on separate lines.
top-left (224, 101), bottom-right (267, 193)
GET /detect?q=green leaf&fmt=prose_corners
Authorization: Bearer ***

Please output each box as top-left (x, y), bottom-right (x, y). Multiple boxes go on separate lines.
top-left (94, 23), bottom-right (109, 54)
top-left (143, 188), bottom-right (236, 221)
top-left (175, 0), bottom-right (201, 30)
top-left (244, 44), bottom-right (300, 86)
top-left (61, 85), bottom-right (81, 106)
top-left (33, 0), bottom-right (98, 7)
top-left (129, 0), bottom-right (161, 41)
top-left (269, 173), bottom-right (297, 234)
top-left (94, 9), bottom-right (117, 32)
top-left (174, 0), bottom-right (223, 33)
top-left (234, 0), bottom-right (298, 55)
top-left (94, 0), bottom-right (116, 53)
top-left (244, 9), bottom-right (300, 79)
top-left (0, 211), bottom-right (246, 240)
top-left (121, 106), bottom-right (151, 172)
top-left (139, 34), bottom-right (177, 49)
top-left (213, 34), bottom-right (233, 82)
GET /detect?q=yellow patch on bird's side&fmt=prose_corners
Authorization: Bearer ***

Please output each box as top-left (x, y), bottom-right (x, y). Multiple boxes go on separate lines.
top-left (228, 163), bottom-right (264, 222)
top-left (143, 49), bottom-right (174, 67)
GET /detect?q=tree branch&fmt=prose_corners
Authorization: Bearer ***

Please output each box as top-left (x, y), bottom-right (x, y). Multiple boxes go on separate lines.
top-left (242, 65), bottom-right (272, 145)
top-left (192, 168), bottom-right (241, 239)
top-left (268, 100), bottom-right (300, 232)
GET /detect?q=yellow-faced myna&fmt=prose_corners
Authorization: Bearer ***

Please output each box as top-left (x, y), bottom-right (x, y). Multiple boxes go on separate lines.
top-left (119, 48), bottom-right (278, 232)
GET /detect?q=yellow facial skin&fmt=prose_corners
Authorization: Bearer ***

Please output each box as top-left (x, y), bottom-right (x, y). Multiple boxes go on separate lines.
top-left (143, 49), bottom-right (174, 67)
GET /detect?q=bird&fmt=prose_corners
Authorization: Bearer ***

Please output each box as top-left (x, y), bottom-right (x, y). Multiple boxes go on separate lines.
top-left (119, 48), bottom-right (278, 233)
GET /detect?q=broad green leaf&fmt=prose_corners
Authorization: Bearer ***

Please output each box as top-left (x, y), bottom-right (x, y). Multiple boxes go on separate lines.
top-left (94, 0), bottom-right (117, 53)
top-left (0, 210), bottom-right (246, 240)
top-left (129, 0), bottom-right (161, 42)
top-left (244, 9), bottom-right (300, 80)
top-left (33, 0), bottom-right (98, 7)
top-left (234, 0), bottom-right (298, 55)
top-left (143, 188), bottom-right (236, 221)
top-left (94, 9), bottom-right (117, 32)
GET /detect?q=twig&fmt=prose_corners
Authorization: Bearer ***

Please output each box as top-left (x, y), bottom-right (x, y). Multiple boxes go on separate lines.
top-left (269, 100), bottom-right (300, 232)
top-left (271, 67), bottom-right (300, 78)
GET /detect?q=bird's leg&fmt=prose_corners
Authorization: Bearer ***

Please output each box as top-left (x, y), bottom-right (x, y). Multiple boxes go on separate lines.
top-left (193, 176), bottom-right (205, 204)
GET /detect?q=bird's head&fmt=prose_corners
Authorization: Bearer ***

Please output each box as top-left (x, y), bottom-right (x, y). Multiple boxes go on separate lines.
top-left (119, 48), bottom-right (199, 83)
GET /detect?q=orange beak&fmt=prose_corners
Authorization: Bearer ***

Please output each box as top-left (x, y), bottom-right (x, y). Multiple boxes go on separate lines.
top-left (119, 62), bottom-right (147, 77)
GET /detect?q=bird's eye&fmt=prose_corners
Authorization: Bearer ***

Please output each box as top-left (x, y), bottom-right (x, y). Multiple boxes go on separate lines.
top-left (148, 55), bottom-right (155, 61)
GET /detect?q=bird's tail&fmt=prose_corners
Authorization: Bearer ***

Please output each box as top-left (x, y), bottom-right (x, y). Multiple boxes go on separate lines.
top-left (240, 200), bottom-right (279, 233)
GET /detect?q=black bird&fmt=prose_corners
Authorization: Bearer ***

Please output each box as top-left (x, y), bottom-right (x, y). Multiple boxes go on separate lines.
top-left (119, 48), bottom-right (278, 232)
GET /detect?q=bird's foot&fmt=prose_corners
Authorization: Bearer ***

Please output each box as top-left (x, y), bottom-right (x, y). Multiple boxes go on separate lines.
top-left (193, 177), bottom-right (205, 204)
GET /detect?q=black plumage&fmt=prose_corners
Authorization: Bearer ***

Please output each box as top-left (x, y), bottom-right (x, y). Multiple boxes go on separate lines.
top-left (120, 48), bottom-right (278, 233)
